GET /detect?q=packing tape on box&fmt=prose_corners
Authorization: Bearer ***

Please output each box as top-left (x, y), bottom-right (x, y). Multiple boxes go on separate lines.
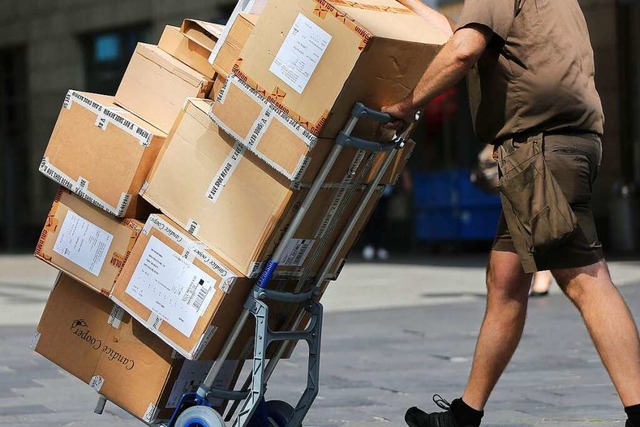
top-left (89, 375), bottom-right (104, 392)
top-left (107, 304), bottom-right (125, 329)
top-left (192, 324), bottom-right (218, 360)
top-left (330, 0), bottom-right (412, 14)
top-left (231, 63), bottom-right (331, 138)
top-left (205, 140), bottom-right (246, 204)
top-left (189, 245), bottom-right (237, 294)
top-left (209, 75), bottom-right (316, 181)
top-left (311, 0), bottom-right (373, 51)
top-left (144, 404), bottom-right (159, 423)
top-left (30, 332), bottom-right (41, 350)
top-left (143, 215), bottom-right (190, 246)
top-left (39, 158), bottom-right (132, 217)
top-left (63, 90), bottom-right (155, 147)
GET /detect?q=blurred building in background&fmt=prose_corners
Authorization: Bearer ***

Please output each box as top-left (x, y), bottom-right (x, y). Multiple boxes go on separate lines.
top-left (0, 0), bottom-right (638, 254)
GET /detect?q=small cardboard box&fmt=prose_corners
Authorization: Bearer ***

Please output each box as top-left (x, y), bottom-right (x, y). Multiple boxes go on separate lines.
top-left (115, 43), bottom-right (213, 134)
top-left (39, 90), bottom-right (166, 218)
top-left (210, 74), bottom-right (416, 184)
top-left (233, 0), bottom-right (448, 138)
top-left (158, 20), bottom-right (224, 79)
top-left (110, 214), bottom-right (254, 360)
top-left (212, 13), bottom-right (259, 79)
top-left (34, 188), bottom-right (143, 295)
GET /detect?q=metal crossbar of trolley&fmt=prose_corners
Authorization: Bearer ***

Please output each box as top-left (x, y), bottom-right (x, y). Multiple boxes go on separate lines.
top-left (94, 102), bottom-right (418, 427)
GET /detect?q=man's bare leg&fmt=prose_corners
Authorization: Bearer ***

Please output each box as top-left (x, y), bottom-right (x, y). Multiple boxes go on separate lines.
top-left (552, 261), bottom-right (640, 406)
top-left (461, 250), bottom-right (532, 410)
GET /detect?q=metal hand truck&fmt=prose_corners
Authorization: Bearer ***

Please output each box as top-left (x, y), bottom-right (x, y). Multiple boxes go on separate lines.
top-left (96, 102), bottom-right (418, 427)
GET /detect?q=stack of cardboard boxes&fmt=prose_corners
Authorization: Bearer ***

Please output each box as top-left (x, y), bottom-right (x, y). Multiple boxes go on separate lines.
top-left (32, 0), bottom-right (448, 422)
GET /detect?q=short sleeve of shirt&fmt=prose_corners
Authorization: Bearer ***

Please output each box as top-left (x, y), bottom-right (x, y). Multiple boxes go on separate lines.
top-left (456, 0), bottom-right (516, 41)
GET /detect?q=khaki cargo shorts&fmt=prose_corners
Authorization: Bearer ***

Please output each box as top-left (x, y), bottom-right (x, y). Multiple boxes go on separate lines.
top-left (492, 132), bottom-right (604, 273)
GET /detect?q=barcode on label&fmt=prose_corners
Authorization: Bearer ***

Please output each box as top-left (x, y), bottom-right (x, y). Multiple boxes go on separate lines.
top-left (193, 280), bottom-right (210, 312)
top-left (281, 239), bottom-right (315, 267)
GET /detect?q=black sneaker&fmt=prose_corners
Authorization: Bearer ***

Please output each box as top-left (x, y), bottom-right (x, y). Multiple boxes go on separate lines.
top-left (405, 395), bottom-right (461, 427)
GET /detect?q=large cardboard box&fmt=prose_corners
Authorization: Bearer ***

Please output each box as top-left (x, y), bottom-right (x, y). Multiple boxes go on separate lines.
top-left (141, 98), bottom-right (386, 279)
top-left (210, 74), bottom-right (416, 184)
top-left (34, 188), bottom-right (143, 295)
top-left (39, 90), bottom-right (166, 218)
top-left (33, 274), bottom-right (240, 423)
top-left (158, 20), bottom-right (224, 79)
top-left (141, 98), bottom-right (294, 277)
top-left (110, 214), bottom-right (254, 360)
top-left (115, 43), bottom-right (213, 134)
top-left (232, 0), bottom-right (448, 138)
top-left (212, 13), bottom-right (259, 79)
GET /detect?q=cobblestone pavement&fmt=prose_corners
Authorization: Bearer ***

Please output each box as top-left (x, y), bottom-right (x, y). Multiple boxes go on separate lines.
top-left (1, 255), bottom-right (639, 426)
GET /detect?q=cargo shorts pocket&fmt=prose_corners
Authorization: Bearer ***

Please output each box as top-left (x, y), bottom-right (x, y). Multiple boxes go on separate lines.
top-left (496, 134), bottom-right (578, 253)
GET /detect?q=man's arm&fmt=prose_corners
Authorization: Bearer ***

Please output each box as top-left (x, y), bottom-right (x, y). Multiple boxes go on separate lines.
top-left (382, 24), bottom-right (492, 129)
top-left (396, 0), bottom-right (455, 36)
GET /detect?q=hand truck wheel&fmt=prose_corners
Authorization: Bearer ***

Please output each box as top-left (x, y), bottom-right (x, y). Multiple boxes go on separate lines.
top-left (266, 400), bottom-right (298, 427)
top-left (174, 405), bottom-right (225, 427)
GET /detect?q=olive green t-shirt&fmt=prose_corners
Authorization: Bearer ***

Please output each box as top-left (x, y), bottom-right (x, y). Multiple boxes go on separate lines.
top-left (457, 0), bottom-right (605, 143)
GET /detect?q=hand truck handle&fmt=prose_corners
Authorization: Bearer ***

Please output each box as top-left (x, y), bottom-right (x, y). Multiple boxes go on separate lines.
top-left (351, 102), bottom-right (394, 123)
top-left (337, 102), bottom-right (421, 152)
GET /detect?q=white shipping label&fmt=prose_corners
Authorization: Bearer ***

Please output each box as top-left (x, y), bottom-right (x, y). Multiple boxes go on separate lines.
top-left (280, 238), bottom-right (315, 267)
top-left (125, 236), bottom-right (217, 338)
top-left (269, 14), bottom-right (332, 94)
top-left (53, 211), bottom-right (114, 277)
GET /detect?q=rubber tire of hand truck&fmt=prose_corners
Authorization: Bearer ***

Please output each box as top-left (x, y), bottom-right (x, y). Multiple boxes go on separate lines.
top-left (266, 400), bottom-right (298, 427)
top-left (174, 406), bottom-right (225, 427)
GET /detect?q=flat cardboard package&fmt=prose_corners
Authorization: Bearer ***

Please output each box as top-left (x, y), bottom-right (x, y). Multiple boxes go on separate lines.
top-left (115, 43), bottom-right (213, 134)
top-left (33, 274), bottom-right (240, 422)
top-left (34, 188), bottom-right (143, 295)
top-left (141, 98), bottom-right (384, 279)
top-left (233, 0), bottom-right (448, 138)
top-left (110, 214), bottom-right (254, 360)
top-left (158, 20), bottom-right (224, 79)
top-left (212, 13), bottom-right (259, 79)
top-left (39, 90), bottom-right (166, 218)
top-left (210, 74), bottom-right (416, 184)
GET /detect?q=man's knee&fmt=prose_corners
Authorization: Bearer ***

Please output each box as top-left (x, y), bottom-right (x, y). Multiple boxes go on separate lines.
top-left (552, 261), bottom-right (614, 304)
top-left (486, 251), bottom-right (531, 301)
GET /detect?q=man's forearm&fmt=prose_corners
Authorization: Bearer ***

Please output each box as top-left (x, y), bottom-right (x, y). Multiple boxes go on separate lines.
top-left (396, 0), bottom-right (454, 35)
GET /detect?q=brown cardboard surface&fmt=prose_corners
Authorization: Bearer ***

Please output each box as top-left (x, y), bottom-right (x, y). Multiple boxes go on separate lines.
top-left (158, 25), bottom-right (218, 79)
top-left (180, 19), bottom-right (224, 51)
top-left (212, 13), bottom-right (259, 79)
top-left (234, 0), bottom-right (447, 138)
top-left (110, 214), bottom-right (253, 360)
top-left (34, 274), bottom-right (181, 422)
top-left (141, 98), bottom-right (294, 277)
top-left (210, 75), bottom-right (415, 185)
top-left (34, 188), bottom-right (143, 295)
top-left (39, 90), bottom-right (166, 218)
top-left (115, 43), bottom-right (213, 134)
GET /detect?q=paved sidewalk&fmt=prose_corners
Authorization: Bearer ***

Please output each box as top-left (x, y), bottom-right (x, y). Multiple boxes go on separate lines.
top-left (0, 254), bottom-right (639, 426)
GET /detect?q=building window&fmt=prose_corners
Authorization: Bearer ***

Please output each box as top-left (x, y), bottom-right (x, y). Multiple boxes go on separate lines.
top-left (81, 25), bottom-right (150, 95)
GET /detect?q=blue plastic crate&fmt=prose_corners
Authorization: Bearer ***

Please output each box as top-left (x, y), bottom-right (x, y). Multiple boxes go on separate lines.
top-left (413, 170), bottom-right (460, 208)
top-left (415, 207), bottom-right (459, 241)
top-left (415, 205), bottom-right (502, 242)
top-left (458, 206), bottom-right (502, 240)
